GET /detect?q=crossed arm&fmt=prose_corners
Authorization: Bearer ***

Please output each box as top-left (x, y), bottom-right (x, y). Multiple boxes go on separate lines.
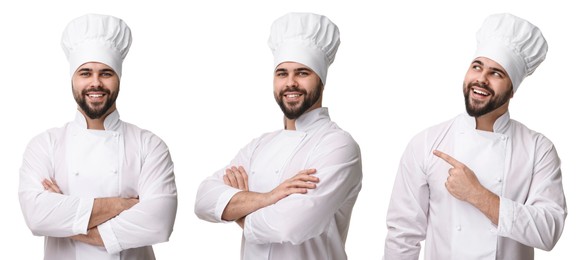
top-left (220, 166), bottom-right (319, 228)
top-left (20, 132), bottom-right (177, 253)
top-left (41, 178), bottom-right (138, 246)
top-left (195, 132), bottom-right (362, 245)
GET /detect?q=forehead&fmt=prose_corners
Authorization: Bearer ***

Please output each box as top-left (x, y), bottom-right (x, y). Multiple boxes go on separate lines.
top-left (275, 61), bottom-right (313, 71)
top-left (76, 62), bottom-right (114, 71)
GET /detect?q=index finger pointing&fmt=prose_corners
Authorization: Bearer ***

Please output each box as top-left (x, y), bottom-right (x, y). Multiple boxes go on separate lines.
top-left (433, 150), bottom-right (463, 167)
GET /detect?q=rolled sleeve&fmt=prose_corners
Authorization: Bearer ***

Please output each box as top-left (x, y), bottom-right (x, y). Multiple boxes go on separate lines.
top-left (72, 197), bottom-right (94, 234)
top-left (497, 196), bottom-right (515, 236)
top-left (215, 188), bottom-right (242, 222)
top-left (98, 221), bottom-right (122, 254)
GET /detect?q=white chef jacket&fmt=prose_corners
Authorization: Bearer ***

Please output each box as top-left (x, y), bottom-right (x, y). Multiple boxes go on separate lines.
top-left (384, 112), bottom-right (567, 260)
top-left (195, 107), bottom-right (362, 260)
top-left (19, 110), bottom-right (177, 260)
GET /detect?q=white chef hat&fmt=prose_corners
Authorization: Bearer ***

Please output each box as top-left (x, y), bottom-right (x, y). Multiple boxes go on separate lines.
top-left (268, 12), bottom-right (340, 85)
top-left (61, 14), bottom-right (132, 78)
top-left (474, 13), bottom-right (547, 92)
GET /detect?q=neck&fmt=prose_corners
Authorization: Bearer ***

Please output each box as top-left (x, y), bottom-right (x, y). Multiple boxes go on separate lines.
top-left (283, 103), bottom-right (322, 131)
top-left (79, 105), bottom-right (116, 130)
top-left (83, 116), bottom-right (106, 130)
top-left (284, 118), bottom-right (296, 130)
top-left (474, 103), bottom-right (509, 132)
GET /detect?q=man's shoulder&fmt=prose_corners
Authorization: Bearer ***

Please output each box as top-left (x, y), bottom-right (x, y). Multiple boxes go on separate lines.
top-left (30, 121), bottom-right (71, 141)
top-left (509, 119), bottom-right (555, 146)
top-left (22, 121), bottom-right (73, 153)
top-left (411, 115), bottom-right (459, 141)
top-left (119, 120), bottom-right (168, 146)
top-left (120, 120), bottom-right (160, 137)
top-left (321, 121), bottom-right (359, 146)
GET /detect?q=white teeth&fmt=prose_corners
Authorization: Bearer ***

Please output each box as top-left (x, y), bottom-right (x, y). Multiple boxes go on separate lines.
top-left (287, 94), bottom-right (300, 98)
top-left (473, 89), bottom-right (488, 96)
top-left (88, 94), bottom-right (104, 98)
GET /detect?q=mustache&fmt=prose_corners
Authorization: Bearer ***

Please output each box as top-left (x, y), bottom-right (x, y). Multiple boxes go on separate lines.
top-left (279, 86), bottom-right (307, 97)
top-left (81, 86), bottom-right (111, 96)
top-left (468, 82), bottom-right (494, 95)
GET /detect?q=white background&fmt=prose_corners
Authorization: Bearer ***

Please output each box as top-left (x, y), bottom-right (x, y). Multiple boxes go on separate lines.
top-left (1, 0), bottom-right (581, 259)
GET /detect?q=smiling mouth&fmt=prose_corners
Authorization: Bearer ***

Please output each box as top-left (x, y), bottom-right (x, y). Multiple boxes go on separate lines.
top-left (87, 94), bottom-right (105, 98)
top-left (472, 88), bottom-right (490, 96)
top-left (285, 93), bottom-right (302, 98)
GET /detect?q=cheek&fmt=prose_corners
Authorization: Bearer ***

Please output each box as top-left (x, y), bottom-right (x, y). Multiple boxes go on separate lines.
top-left (111, 81), bottom-right (121, 91)
top-left (300, 77), bottom-right (320, 90)
top-left (463, 74), bottom-right (474, 85)
top-left (492, 79), bottom-right (512, 93)
top-left (71, 80), bottom-right (85, 92)
top-left (273, 78), bottom-right (285, 91)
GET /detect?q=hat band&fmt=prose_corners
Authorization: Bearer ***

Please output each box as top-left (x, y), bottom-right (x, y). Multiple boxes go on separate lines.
top-left (474, 39), bottom-right (527, 92)
top-left (273, 40), bottom-right (329, 85)
top-left (68, 39), bottom-right (123, 78)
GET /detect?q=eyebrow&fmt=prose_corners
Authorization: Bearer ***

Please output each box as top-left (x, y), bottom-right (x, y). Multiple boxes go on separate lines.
top-left (472, 60), bottom-right (507, 76)
top-left (77, 68), bottom-right (115, 73)
top-left (490, 67), bottom-right (507, 76)
top-left (472, 60), bottom-right (484, 66)
top-left (275, 67), bottom-right (312, 72)
top-left (295, 68), bottom-right (312, 73)
top-left (99, 68), bottom-right (115, 73)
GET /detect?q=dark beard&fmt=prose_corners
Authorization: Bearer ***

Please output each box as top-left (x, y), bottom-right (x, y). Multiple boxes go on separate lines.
top-left (275, 83), bottom-right (323, 120)
top-left (464, 82), bottom-right (512, 117)
top-left (73, 86), bottom-right (118, 119)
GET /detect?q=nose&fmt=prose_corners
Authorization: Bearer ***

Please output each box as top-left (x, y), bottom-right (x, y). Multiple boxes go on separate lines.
top-left (476, 71), bottom-right (489, 86)
top-left (286, 74), bottom-right (298, 88)
top-left (90, 74), bottom-right (103, 88)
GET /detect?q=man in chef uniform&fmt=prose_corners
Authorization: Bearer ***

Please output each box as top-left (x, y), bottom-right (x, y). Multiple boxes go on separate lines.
top-left (384, 13), bottom-right (566, 259)
top-left (195, 12), bottom-right (362, 260)
top-left (18, 14), bottom-right (177, 259)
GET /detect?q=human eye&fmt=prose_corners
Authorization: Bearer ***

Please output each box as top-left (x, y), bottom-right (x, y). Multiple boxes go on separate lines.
top-left (99, 70), bottom-right (115, 77)
top-left (297, 70), bottom-right (311, 77)
top-left (491, 70), bottom-right (506, 78)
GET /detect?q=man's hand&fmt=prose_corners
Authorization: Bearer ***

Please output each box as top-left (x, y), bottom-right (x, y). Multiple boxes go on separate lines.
top-left (224, 166), bottom-right (249, 191)
top-left (432, 150), bottom-right (484, 202)
top-left (266, 168), bottom-right (319, 205)
top-left (223, 166), bottom-right (250, 228)
top-left (70, 227), bottom-right (104, 246)
top-left (433, 150), bottom-right (500, 225)
top-left (42, 178), bottom-right (63, 194)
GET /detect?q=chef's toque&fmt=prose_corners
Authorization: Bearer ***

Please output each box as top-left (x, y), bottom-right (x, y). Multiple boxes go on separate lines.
top-left (268, 12), bottom-right (340, 85)
top-left (61, 13), bottom-right (132, 78)
top-left (474, 13), bottom-right (547, 92)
